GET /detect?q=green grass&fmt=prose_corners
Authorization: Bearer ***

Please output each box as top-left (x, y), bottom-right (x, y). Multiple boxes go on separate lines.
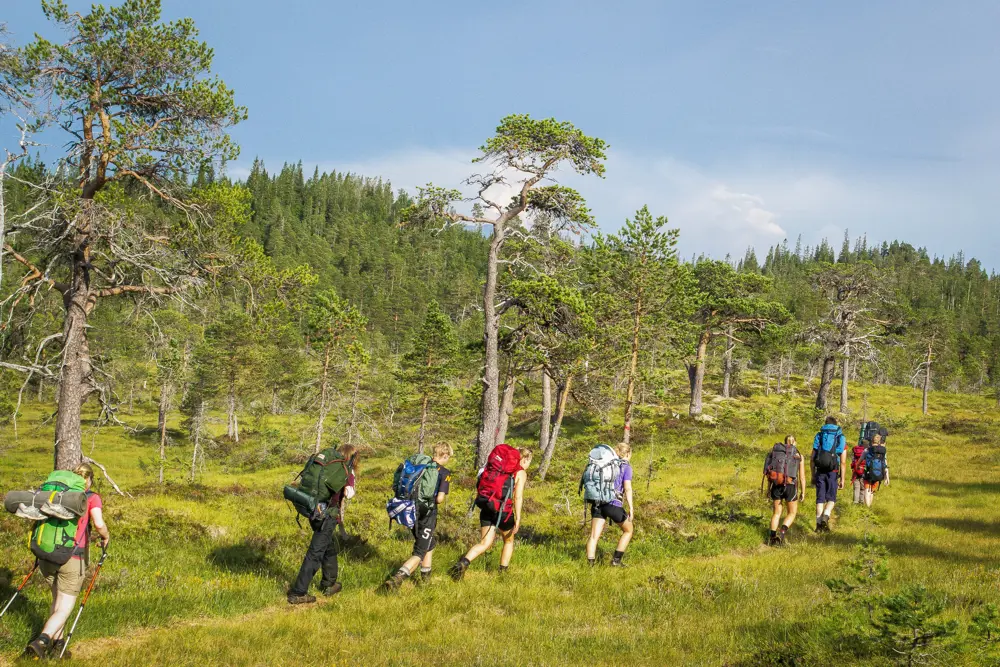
top-left (1, 378), bottom-right (999, 665)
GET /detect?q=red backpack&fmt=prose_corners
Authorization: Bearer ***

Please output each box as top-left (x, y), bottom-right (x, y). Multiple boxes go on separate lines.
top-left (475, 444), bottom-right (521, 515)
top-left (851, 445), bottom-right (867, 478)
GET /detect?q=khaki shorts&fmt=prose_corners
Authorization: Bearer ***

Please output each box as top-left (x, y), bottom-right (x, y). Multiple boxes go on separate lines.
top-left (39, 558), bottom-right (86, 597)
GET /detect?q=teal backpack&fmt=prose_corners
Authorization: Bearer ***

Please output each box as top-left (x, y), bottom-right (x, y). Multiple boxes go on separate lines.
top-left (29, 471), bottom-right (89, 565)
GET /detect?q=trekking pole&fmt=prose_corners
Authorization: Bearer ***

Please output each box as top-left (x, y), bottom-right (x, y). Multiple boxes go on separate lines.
top-left (0, 561), bottom-right (38, 620)
top-left (60, 548), bottom-right (108, 659)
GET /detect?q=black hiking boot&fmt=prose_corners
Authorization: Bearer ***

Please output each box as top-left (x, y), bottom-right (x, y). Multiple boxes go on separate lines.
top-left (320, 582), bottom-right (342, 596)
top-left (380, 571), bottom-right (407, 593)
top-left (815, 518), bottom-right (826, 533)
top-left (49, 639), bottom-right (70, 660)
top-left (610, 559), bottom-right (626, 568)
top-left (23, 634), bottom-right (51, 660)
top-left (449, 558), bottom-right (469, 582)
top-left (777, 527), bottom-right (788, 546)
top-left (287, 592), bottom-right (317, 605)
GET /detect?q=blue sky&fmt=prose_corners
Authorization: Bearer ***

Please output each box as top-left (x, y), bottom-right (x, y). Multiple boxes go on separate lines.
top-left (4, 1), bottom-right (1000, 268)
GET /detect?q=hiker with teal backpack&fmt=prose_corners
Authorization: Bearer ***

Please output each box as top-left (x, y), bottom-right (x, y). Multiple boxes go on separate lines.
top-left (862, 432), bottom-right (890, 508)
top-left (381, 442), bottom-right (454, 591)
top-left (583, 442), bottom-right (635, 567)
top-left (812, 416), bottom-right (847, 532)
top-left (450, 446), bottom-right (532, 580)
top-left (284, 444), bottom-right (358, 604)
top-left (21, 463), bottom-right (110, 660)
top-left (762, 436), bottom-right (806, 545)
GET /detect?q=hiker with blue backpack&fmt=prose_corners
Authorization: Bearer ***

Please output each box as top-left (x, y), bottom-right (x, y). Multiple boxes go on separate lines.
top-left (762, 436), bottom-right (806, 545)
top-left (18, 463), bottom-right (110, 660)
top-left (862, 432), bottom-right (890, 508)
top-left (382, 442), bottom-right (454, 591)
top-left (285, 444), bottom-right (358, 604)
top-left (449, 445), bottom-right (532, 580)
top-left (812, 416), bottom-right (847, 532)
top-left (583, 442), bottom-right (635, 567)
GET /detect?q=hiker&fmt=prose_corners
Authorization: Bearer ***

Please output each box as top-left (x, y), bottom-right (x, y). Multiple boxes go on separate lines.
top-left (584, 442), bottom-right (635, 567)
top-left (24, 463), bottom-right (110, 660)
top-left (863, 433), bottom-right (890, 508)
top-left (811, 416), bottom-right (847, 532)
top-left (851, 440), bottom-right (869, 505)
top-left (450, 446), bottom-right (532, 580)
top-left (287, 444), bottom-right (358, 605)
top-left (382, 442), bottom-right (453, 591)
top-left (762, 436), bottom-right (806, 545)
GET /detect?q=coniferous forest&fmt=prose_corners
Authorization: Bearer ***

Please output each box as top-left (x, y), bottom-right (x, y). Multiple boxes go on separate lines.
top-left (2, 3), bottom-right (1000, 666)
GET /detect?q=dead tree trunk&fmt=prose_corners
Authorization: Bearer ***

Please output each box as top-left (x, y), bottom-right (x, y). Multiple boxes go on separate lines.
top-left (538, 375), bottom-right (572, 481)
top-left (54, 256), bottom-right (94, 471)
top-left (476, 224), bottom-right (506, 468)
top-left (623, 297), bottom-right (642, 444)
top-left (314, 345), bottom-right (331, 453)
top-left (190, 399), bottom-right (205, 482)
top-left (815, 355), bottom-right (836, 410)
top-left (839, 352), bottom-right (850, 413)
top-left (539, 371), bottom-right (552, 454)
top-left (688, 327), bottom-right (712, 417)
top-left (226, 378), bottom-right (239, 444)
top-left (347, 369), bottom-right (362, 446)
top-left (922, 341), bottom-right (932, 415)
top-left (157, 380), bottom-right (170, 485)
top-left (417, 392), bottom-right (429, 454)
top-left (722, 325), bottom-right (735, 398)
top-left (495, 375), bottom-right (516, 446)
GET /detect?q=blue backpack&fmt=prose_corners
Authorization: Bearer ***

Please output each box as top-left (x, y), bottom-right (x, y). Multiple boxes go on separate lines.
top-left (863, 445), bottom-right (887, 483)
top-left (814, 426), bottom-right (843, 473)
top-left (386, 454), bottom-right (438, 528)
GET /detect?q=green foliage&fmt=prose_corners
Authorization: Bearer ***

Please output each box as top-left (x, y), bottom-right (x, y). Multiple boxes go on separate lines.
top-left (826, 533), bottom-right (891, 622)
top-left (399, 300), bottom-right (460, 394)
top-left (477, 114), bottom-right (608, 177)
top-left (874, 585), bottom-right (959, 666)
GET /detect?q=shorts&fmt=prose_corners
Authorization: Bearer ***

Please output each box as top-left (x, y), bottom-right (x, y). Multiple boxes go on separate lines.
top-left (588, 501), bottom-right (629, 524)
top-left (411, 507), bottom-right (438, 558)
top-left (769, 483), bottom-right (798, 502)
top-left (815, 470), bottom-right (839, 504)
top-left (40, 558), bottom-right (86, 597)
top-left (479, 507), bottom-right (516, 532)
top-left (864, 480), bottom-right (881, 492)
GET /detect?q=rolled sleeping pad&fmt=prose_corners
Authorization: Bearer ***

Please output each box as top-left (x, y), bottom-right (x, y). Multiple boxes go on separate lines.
top-left (4, 490), bottom-right (88, 516)
top-left (282, 485), bottom-right (317, 516)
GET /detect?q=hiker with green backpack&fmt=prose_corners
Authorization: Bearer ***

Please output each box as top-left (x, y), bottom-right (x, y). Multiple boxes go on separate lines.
top-left (381, 441), bottom-right (454, 591)
top-left (284, 444), bottom-right (358, 604)
top-left (762, 436), bottom-right (806, 545)
top-left (21, 464), bottom-right (110, 660)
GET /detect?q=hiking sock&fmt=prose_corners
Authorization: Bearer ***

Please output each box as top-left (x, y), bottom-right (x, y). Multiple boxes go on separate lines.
top-left (498, 565), bottom-right (509, 573)
top-left (613, 550), bottom-right (625, 563)
top-left (396, 568), bottom-right (411, 579)
top-left (769, 529), bottom-right (777, 539)
top-left (588, 558), bottom-right (596, 567)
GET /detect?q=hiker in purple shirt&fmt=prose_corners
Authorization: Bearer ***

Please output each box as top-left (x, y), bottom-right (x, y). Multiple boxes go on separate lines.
top-left (585, 442), bottom-right (635, 567)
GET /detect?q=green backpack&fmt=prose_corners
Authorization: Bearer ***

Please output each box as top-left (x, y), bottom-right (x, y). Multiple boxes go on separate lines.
top-left (283, 448), bottom-right (350, 519)
top-left (30, 471), bottom-right (88, 565)
top-left (392, 453), bottom-right (440, 508)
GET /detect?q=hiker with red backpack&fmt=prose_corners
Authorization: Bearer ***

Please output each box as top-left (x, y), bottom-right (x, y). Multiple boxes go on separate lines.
top-left (381, 442), bottom-right (453, 591)
top-left (583, 442), bottom-right (635, 567)
top-left (449, 445), bottom-right (532, 580)
top-left (811, 416), bottom-right (847, 532)
top-left (850, 440), bottom-right (869, 505)
top-left (286, 444), bottom-right (358, 604)
top-left (22, 463), bottom-right (110, 660)
top-left (762, 436), bottom-right (806, 545)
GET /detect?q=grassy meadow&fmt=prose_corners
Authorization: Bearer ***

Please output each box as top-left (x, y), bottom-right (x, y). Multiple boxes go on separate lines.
top-left (1, 376), bottom-right (999, 666)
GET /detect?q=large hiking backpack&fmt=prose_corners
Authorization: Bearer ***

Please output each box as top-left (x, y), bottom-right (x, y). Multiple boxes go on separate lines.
top-left (863, 445), bottom-right (887, 483)
top-left (765, 443), bottom-right (799, 486)
top-left (27, 471), bottom-right (89, 565)
top-left (283, 447), bottom-right (349, 520)
top-left (851, 445), bottom-right (867, 478)
top-left (814, 427), bottom-right (843, 474)
top-left (580, 444), bottom-right (623, 504)
top-left (859, 421), bottom-right (888, 446)
top-left (475, 444), bottom-right (521, 516)
top-left (386, 454), bottom-right (440, 528)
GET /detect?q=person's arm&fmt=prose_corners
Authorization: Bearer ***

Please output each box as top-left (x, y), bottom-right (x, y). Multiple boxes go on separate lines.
top-left (838, 446), bottom-right (847, 489)
top-left (512, 470), bottom-right (527, 534)
top-left (797, 457), bottom-right (807, 501)
top-left (90, 507), bottom-right (110, 548)
top-left (624, 479), bottom-right (634, 521)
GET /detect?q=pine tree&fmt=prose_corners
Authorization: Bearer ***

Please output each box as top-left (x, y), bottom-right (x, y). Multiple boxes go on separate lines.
top-left (399, 301), bottom-right (459, 453)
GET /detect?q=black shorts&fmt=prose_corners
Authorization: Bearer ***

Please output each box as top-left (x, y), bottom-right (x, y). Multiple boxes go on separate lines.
top-left (769, 483), bottom-right (798, 502)
top-left (589, 501), bottom-right (628, 524)
top-left (479, 507), bottom-right (516, 532)
top-left (411, 507), bottom-right (438, 558)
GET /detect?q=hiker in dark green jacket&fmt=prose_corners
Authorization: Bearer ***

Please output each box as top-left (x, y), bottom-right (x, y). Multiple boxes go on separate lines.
top-left (288, 444), bottom-right (358, 605)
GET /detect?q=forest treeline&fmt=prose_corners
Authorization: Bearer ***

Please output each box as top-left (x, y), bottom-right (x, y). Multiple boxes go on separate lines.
top-left (1, 1), bottom-right (998, 485)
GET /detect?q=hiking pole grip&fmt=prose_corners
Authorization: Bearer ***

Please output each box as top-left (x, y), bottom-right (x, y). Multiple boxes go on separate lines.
top-left (60, 549), bottom-right (108, 659)
top-left (0, 561), bottom-right (38, 619)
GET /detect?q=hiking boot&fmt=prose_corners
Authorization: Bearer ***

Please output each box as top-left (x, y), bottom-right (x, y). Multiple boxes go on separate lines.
top-left (24, 634), bottom-right (51, 660)
top-left (380, 572), bottom-right (406, 593)
top-left (419, 570), bottom-right (432, 584)
top-left (449, 558), bottom-right (469, 582)
top-left (49, 639), bottom-right (70, 660)
top-left (777, 528), bottom-right (788, 546)
top-left (610, 559), bottom-right (626, 568)
top-left (320, 582), bottom-right (342, 596)
top-left (287, 593), bottom-right (316, 605)
top-left (815, 518), bottom-right (826, 533)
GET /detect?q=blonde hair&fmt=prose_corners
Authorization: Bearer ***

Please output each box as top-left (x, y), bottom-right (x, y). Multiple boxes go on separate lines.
top-left (615, 442), bottom-right (632, 458)
top-left (518, 448), bottom-right (533, 465)
top-left (339, 444), bottom-right (360, 473)
top-left (432, 442), bottom-right (453, 459)
top-left (73, 463), bottom-right (94, 484)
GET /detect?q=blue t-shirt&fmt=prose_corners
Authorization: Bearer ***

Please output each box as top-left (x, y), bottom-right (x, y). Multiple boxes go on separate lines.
top-left (610, 462), bottom-right (633, 507)
top-left (813, 425), bottom-right (846, 454)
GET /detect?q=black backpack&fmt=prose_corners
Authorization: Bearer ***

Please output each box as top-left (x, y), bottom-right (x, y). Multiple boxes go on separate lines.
top-left (859, 421), bottom-right (889, 446)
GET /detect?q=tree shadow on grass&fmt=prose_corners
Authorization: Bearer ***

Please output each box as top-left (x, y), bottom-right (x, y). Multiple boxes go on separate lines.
top-left (208, 540), bottom-right (286, 581)
top-left (338, 533), bottom-right (379, 563)
top-left (0, 566), bottom-right (46, 636)
top-left (913, 517), bottom-right (1000, 537)
top-left (905, 477), bottom-right (1000, 496)
top-left (822, 532), bottom-right (995, 566)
